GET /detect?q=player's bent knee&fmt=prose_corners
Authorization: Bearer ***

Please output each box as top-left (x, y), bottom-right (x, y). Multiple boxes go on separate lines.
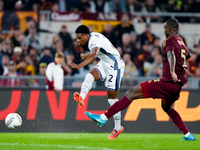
top-left (161, 102), bottom-right (171, 114)
top-left (125, 86), bottom-right (143, 101)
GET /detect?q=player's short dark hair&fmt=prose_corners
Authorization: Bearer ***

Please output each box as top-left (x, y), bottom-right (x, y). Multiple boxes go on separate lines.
top-left (166, 19), bottom-right (179, 30)
top-left (75, 25), bottom-right (90, 34)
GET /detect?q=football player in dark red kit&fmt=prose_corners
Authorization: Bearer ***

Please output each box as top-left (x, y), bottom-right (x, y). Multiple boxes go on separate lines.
top-left (85, 19), bottom-right (196, 141)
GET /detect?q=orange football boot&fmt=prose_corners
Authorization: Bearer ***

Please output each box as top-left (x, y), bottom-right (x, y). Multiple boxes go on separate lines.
top-left (73, 92), bottom-right (85, 107)
top-left (108, 126), bottom-right (124, 139)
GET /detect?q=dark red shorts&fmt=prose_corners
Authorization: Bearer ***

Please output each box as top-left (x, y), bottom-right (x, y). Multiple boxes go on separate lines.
top-left (45, 77), bottom-right (54, 90)
top-left (140, 78), bottom-right (182, 104)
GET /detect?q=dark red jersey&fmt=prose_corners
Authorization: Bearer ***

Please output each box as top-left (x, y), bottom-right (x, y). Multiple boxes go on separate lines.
top-left (161, 35), bottom-right (190, 85)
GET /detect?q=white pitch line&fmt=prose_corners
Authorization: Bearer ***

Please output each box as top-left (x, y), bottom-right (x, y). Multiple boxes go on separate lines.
top-left (0, 143), bottom-right (114, 150)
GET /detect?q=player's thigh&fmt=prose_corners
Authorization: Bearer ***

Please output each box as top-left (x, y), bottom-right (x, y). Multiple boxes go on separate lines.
top-left (90, 62), bottom-right (106, 81)
top-left (125, 84), bottom-right (143, 101)
top-left (125, 79), bottom-right (161, 101)
top-left (105, 67), bottom-right (123, 91)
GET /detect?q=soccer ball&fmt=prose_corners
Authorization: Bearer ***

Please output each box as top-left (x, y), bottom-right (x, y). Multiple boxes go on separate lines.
top-left (5, 113), bottom-right (22, 129)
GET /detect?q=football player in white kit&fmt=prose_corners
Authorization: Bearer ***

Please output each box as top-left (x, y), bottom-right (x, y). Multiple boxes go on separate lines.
top-left (71, 25), bottom-right (125, 139)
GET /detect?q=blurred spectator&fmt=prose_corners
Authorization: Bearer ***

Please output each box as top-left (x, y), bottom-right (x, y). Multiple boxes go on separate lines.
top-left (24, 55), bottom-right (35, 75)
top-left (55, 39), bottom-right (64, 55)
top-left (39, 0), bottom-right (52, 10)
top-left (88, 24), bottom-right (94, 32)
top-left (90, 0), bottom-right (110, 13)
top-left (0, 0), bottom-right (4, 11)
top-left (12, 46), bottom-right (23, 65)
top-left (108, 0), bottom-right (126, 12)
top-left (24, 20), bottom-right (36, 36)
top-left (0, 60), bottom-right (24, 87)
top-left (187, 51), bottom-right (197, 77)
top-left (145, 54), bottom-right (163, 76)
top-left (121, 33), bottom-right (138, 61)
top-left (139, 24), bottom-right (156, 46)
top-left (123, 53), bottom-right (139, 77)
top-left (126, 0), bottom-right (142, 14)
top-left (38, 62), bottom-right (47, 76)
top-left (121, 33), bottom-right (132, 53)
top-left (68, 39), bottom-right (84, 62)
top-left (65, 52), bottom-right (78, 76)
top-left (74, 0), bottom-right (90, 12)
top-left (11, 26), bottom-right (21, 47)
top-left (58, 25), bottom-right (72, 51)
top-left (21, 41), bottom-right (29, 56)
top-left (51, 35), bottom-right (61, 54)
top-left (141, 0), bottom-right (161, 22)
top-left (15, 0), bottom-right (24, 10)
top-left (23, 27), bottom-right (44, 52)
top-left (4, 36), bottom-right (14, 50)
top-left (46, 52), bottom-right (64, 92)
top-left (101, 23), bottom-right (117, 47)
top-left (29, 48), bottom-right (39, 73)
top-left (58, 0), bottom-right (70, 12)
top-left (149, 37), bottom-right (161, 52)
top-left (135, 41), bottom-right (151, 75)
top-left (40, 47), bottom-right (54, 66)
top-left (17, 57), bottom-right (34, 75)
top-left (1, 41), bottom-right (12, 59)
top-left (114, 13), bottom-right (135, 45)
top-left (17, 32), bottom-right (26, 45)
top-left (1, 55), bottom-right (9, 75)
top-left (16, 59), bottom-right (26, 75)
top-left (145, 46), bottom-right (160, 63)
top-left (51, 2), bottom-right (59, 11)
top-left (130, 31), bottom-right (138, 47)
top-left (32, 2), bottom-right (39, 12)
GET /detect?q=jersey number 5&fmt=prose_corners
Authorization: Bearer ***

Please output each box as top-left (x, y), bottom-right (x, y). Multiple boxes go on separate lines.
top-left (181, 49), bottom-right (187, 68)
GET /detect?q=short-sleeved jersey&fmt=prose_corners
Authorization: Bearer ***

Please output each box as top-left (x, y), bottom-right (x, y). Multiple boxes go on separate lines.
top-left (161, 35), bottom-right (190, 85)
top-left (88, 32), bottom-right (124, 70)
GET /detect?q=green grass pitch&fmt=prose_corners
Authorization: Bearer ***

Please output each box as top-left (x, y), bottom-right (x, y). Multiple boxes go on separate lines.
top-left (0, 133), bottom-right (199, 150)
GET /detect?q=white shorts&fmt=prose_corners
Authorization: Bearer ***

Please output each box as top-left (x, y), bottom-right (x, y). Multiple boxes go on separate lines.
top-left (93, 61), bottom-right (124, 91)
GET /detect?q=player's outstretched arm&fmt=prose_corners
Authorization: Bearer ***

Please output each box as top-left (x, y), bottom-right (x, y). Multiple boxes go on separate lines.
top-left (167, 51), bottom-right (181, 83)
top-left (81, 52), bottom-right (91, 60)
top-left (70, 48), bottom-right (99, 69)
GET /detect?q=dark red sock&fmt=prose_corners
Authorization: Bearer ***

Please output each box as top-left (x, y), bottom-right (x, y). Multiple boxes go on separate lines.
top-left (168, 109), bottom-right (189, 135)
top-left (104, 96), bottom-right (132, 119)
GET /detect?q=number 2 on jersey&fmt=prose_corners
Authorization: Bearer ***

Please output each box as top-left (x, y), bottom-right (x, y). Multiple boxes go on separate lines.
top-left (181, 49), bottom-right (187, 67)
top-left (109, 75), bottom-right (113, 82)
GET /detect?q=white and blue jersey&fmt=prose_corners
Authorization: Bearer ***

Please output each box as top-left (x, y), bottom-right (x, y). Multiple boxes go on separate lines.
top-left (88, 32), bottom-right (125, 91)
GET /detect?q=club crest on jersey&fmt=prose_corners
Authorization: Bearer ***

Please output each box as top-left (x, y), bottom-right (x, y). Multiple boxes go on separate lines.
top-left (90, 43), bottom-right (96, 49)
